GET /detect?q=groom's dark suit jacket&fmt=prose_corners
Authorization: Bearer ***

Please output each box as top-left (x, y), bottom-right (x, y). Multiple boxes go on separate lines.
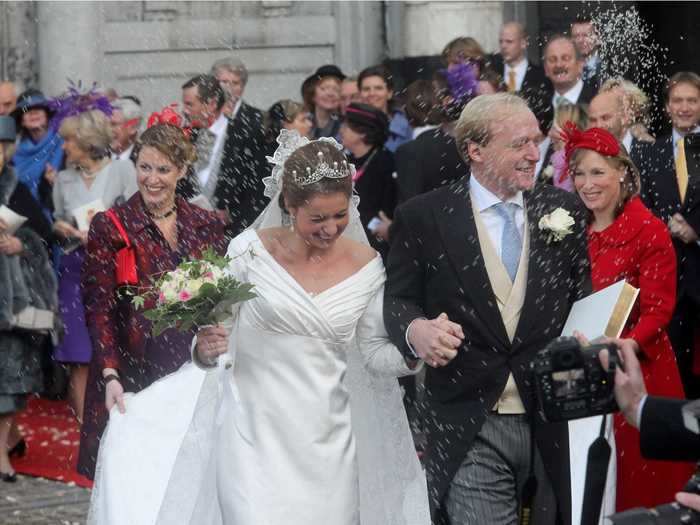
top-left (384, 178), bottom-right (590, 523)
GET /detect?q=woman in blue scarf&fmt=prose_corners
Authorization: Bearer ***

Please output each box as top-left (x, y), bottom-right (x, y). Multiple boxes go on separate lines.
top-left (11, 90), bottom-right (64, 212)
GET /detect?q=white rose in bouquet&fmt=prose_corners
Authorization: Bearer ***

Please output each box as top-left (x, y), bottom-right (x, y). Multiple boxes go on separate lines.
top-left (185, 278), bottom-right (204, 298)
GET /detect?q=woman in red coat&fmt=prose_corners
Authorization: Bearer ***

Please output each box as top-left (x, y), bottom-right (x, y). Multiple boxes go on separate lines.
top-left (565, 124), bottom-right (693, 511)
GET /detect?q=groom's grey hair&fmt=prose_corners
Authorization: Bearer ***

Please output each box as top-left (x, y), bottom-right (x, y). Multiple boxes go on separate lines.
top-left (455, 93), bottom-right (531, 157)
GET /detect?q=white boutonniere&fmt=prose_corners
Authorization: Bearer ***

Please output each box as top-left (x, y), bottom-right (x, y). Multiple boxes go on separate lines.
top-left (538, 207), bottom-right (575, 243)
top-left (541, 165), bottom-right (555, 180)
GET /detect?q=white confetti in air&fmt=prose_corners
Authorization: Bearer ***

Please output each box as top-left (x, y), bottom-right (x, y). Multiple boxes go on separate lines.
top-left (591, 5), bottom-right (669, 121)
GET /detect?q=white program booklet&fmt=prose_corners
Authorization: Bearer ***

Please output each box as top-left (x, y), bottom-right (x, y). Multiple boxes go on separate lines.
top-left (0, 205), bottom-right (28, 235)
top-left (561, 279), bottom-right (639, 339)
top-left (565, 279), bottom-right (639, 525)
top-left (72, 198), bottom-right (106, 231)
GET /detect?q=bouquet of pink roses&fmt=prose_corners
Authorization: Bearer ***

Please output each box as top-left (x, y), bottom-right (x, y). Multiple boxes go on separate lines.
top-left (132, 247), bottom-right (256, 336)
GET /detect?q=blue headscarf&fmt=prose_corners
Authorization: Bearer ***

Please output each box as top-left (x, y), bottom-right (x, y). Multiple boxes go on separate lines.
top-left (12, 130), bottom-right (64, 202)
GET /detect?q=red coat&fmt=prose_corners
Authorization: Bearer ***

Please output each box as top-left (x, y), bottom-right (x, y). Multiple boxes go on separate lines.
top-left (588, 196), bottom-right (692, 511)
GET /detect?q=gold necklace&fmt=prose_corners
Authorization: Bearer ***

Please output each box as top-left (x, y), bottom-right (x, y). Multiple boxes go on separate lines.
top-left (145, 204), bottom-right (177, 220)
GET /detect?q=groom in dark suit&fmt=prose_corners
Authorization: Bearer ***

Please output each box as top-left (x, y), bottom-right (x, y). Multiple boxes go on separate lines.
top-left (384, 93), bottom-right (590, 524)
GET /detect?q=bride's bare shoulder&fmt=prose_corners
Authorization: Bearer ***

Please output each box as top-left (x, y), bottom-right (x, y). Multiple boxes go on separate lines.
top-left (339, 238), bottom-right (378, 267)
top-left (256, 227), bottom-right (289, 252)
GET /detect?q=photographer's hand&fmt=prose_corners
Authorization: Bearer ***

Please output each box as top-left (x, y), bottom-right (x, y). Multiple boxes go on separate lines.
top-left (598, 338), bottom-right (647, 428)
top-left (676, 492), bottom-right (700, 512)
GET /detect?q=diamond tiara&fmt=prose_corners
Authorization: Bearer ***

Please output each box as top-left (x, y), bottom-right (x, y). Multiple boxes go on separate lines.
top-left (291, 151), bottom-right (351, 186)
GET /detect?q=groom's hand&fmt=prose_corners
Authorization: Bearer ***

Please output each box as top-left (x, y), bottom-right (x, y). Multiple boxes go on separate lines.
top-left (408, 313), bottom-right (464, 368)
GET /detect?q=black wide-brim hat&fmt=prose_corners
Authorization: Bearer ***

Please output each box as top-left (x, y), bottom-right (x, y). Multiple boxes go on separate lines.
top-left (11, 89), bottom-right (53, 124)
top-left (301, 64), bottom-right (347, 98)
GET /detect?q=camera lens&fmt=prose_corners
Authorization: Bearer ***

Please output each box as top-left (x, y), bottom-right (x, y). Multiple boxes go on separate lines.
top-left (556, 349), bottom-right (576, 368)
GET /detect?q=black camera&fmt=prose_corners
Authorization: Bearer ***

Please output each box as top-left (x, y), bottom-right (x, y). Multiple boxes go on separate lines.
top-left (532, 336), bottom-right (619, 422)
top-left (610, 466), bottom-right (700, 524)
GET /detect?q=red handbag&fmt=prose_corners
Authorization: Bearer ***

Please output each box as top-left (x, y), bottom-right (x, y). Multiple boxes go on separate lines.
top-left (105, 209), bottom-right (138, 286)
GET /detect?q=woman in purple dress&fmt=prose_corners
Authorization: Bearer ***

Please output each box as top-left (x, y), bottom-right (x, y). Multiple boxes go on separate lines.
top-left (78, 124), bottom-right (228, 480)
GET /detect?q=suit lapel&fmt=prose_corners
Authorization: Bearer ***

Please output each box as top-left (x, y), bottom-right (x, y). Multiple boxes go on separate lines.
top-left (511, 189), bottom-right (550, 348)
top-left (660, 137), bottom-right (683, 207)
top-left (435, 180), bottom-right (510, 347)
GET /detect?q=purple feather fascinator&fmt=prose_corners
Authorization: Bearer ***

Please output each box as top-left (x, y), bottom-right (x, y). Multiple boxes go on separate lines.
top-left (48, 81), bottom-right (113, 131)
top-left (441, 62), bottom-right (478, 106)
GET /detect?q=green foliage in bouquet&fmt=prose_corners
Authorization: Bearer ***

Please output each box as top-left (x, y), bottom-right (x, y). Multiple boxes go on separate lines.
top-left (132, 247), bottom-right (256, 336)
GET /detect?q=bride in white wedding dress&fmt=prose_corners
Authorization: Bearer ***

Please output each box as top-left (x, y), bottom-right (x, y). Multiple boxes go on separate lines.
top-left (88, 131), bottom-right (429, 525)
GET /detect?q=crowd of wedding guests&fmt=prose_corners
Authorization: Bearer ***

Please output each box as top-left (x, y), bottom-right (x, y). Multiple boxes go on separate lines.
top-left (0, 13), bottom-right (699, 522)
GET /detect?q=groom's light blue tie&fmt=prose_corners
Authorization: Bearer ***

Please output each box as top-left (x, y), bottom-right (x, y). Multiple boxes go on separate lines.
top-left (493, 202), bottom-right (522, 282)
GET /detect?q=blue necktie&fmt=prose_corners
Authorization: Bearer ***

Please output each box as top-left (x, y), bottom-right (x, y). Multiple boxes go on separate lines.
top-left (493, 202), bottom-right (522, 282)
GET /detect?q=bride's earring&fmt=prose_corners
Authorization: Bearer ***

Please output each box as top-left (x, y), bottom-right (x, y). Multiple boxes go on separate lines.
top-left (290, 215), bottom-right (295, 232)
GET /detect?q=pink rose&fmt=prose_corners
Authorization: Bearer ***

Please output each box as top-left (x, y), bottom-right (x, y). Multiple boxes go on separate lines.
top-left (178, 290), bottom-right (192, 302)
top-left (158, 292), bottom-right (166, 304)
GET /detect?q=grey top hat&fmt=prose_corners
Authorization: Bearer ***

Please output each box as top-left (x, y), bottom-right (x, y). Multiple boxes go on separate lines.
top-left (0, 116), bottom-right (16, 141)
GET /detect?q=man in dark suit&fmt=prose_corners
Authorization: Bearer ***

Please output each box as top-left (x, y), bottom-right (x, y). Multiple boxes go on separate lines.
top-left (571, 18), bottom-right (602, 91)
top-left (181, 74), bottom-right (266, 238)
top-left (543, 35), bottom-right (596, 112)
top-left (639, 71), bottom-right (700, 399)
top-left (490, 22), bottom-right (554, 133)
top-left (384, 93), bottom-right (590, 524)
top-left (393, 69), bottom-right (469, 204)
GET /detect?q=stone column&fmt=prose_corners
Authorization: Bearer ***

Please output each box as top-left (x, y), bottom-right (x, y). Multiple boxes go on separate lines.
top-left (0, 2), bottom-right (39, 89)
top-left (392, 1), bottom-right (505, 58)
top-left (37, 2), bottom-right (104, 96)
top-left (334, 2), bottom-right (384, 76)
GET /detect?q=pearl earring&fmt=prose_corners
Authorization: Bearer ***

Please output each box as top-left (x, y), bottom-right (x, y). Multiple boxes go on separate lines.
top-left (619, 177), bottom-right (624, 183)
top-left (290, 215), bottom-right (295, 232)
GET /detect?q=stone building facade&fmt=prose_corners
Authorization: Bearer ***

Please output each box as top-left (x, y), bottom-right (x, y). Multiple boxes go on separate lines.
top-left (1, 1), bottom-right (518, 113)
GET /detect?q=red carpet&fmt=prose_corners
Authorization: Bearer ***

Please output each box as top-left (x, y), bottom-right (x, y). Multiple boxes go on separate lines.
top-left (12, 396), bottom-right (93, 488)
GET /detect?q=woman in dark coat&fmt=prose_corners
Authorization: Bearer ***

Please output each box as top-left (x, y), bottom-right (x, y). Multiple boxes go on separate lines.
top-left (0, 116), bottom-right (56, 482)
top-left (78, 124), bottom-right (228, 479)
top-left (339, 103), bottom-right (396, 259)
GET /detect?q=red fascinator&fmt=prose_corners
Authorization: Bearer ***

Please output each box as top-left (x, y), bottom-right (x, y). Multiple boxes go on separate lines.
top-left (561, 121), bottom-right (620, 167)
top-left (146, 103), bottom-right (192, 138)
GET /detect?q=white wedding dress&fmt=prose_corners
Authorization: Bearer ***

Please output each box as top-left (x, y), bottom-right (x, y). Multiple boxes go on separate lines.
top-left (88, 229), bottom-right (429, 525)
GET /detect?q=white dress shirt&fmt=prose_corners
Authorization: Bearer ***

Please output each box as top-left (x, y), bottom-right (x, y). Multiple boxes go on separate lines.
top-left (504, 58), bottom-right (528, 92)
top-left (197, 113), bottom-right (229, 188)
top-left (622, 130), bottom-right (633, 153)
top-left (552, 79), bottom-right (585, 108)
top-left (230, 98), bottom-right (243, 120)
top-left (112, 144), bottom-right (134, 163)
top-left (412, 124), bottom-right (439, 139)
top-left (469, 174), bottom-right (525, 259)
